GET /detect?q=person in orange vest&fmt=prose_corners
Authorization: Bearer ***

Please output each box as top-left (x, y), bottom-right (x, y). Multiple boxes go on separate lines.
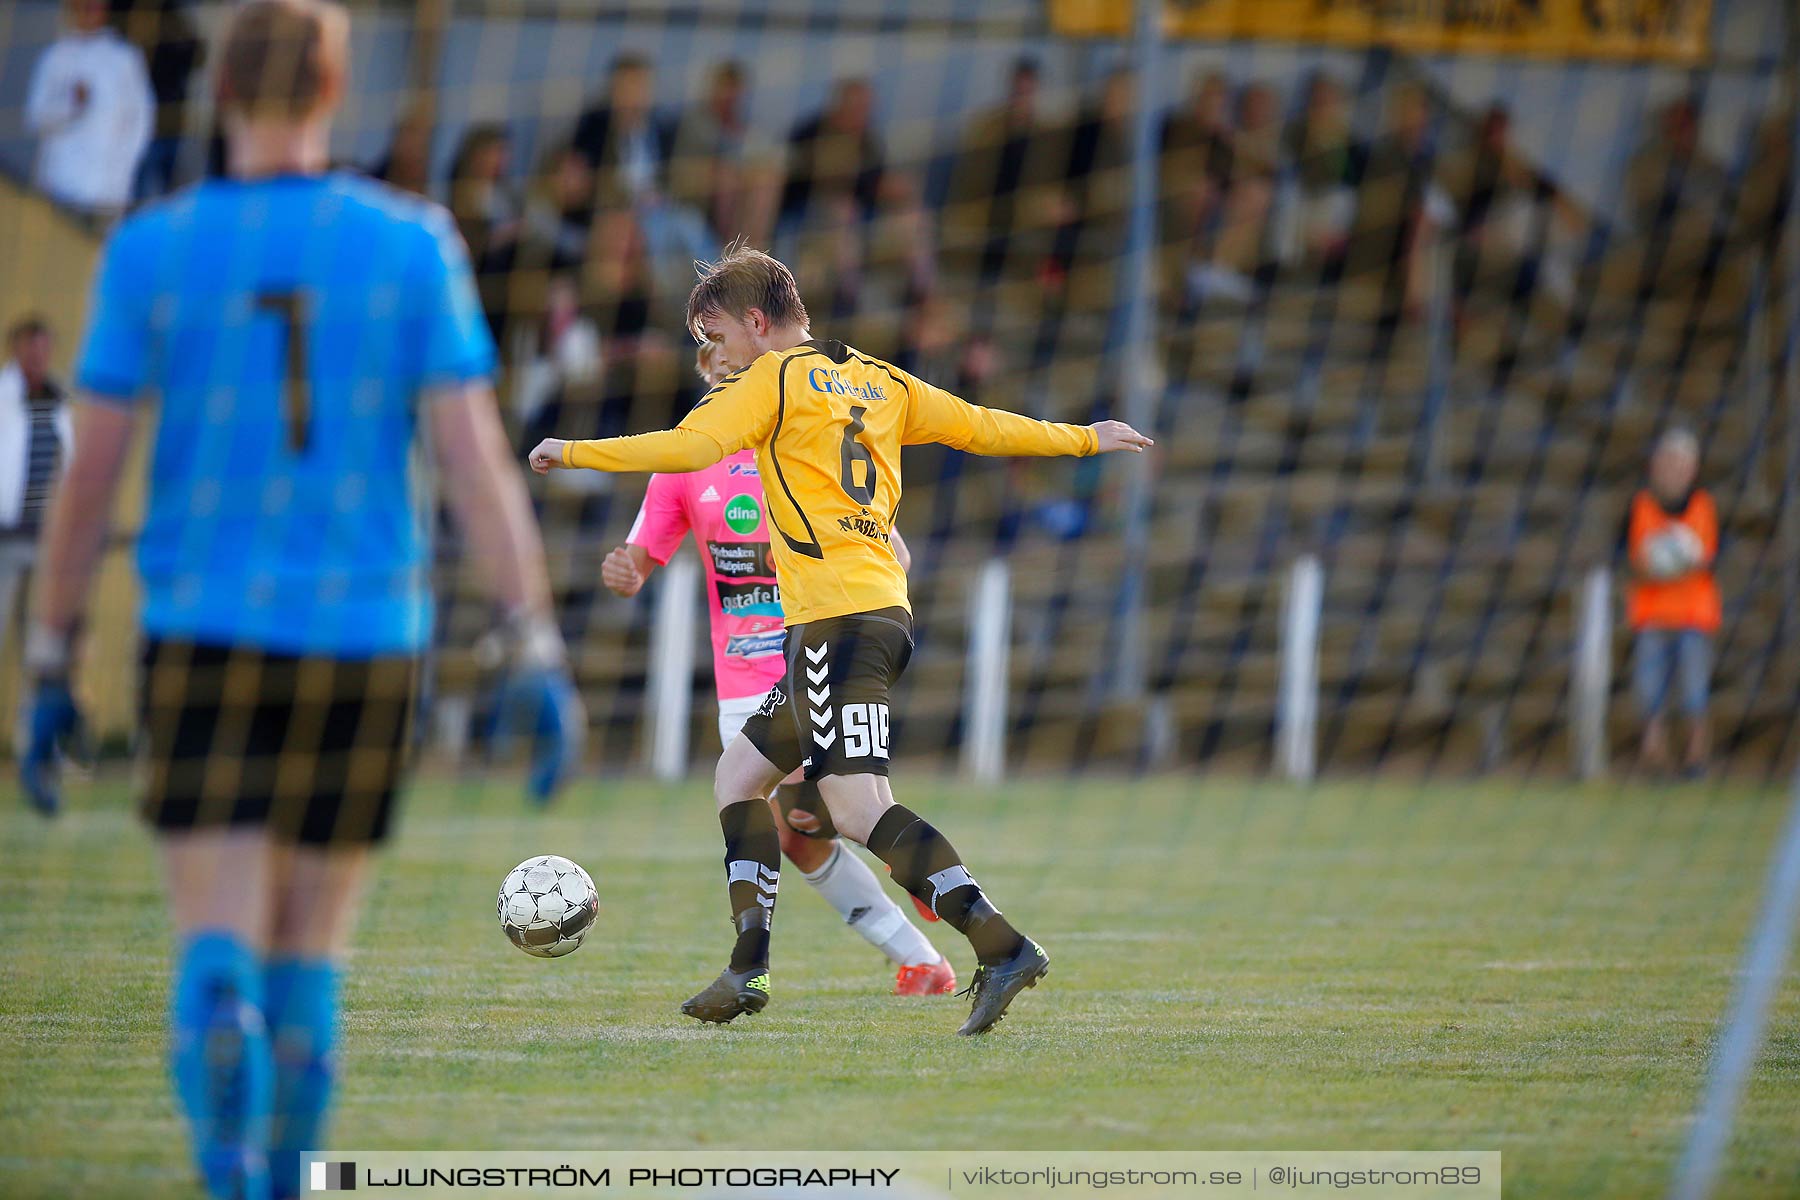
top-left (1625, 427), bottom-right (1721, 777)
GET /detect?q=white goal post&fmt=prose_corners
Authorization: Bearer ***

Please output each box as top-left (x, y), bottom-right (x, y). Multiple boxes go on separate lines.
top-left (963, 558), bottom-right (1012, 783)
top-left (1571, 566), bottom-right (1613, 780)
top-left (1277, 554), bottom-right (1323, 783)
top-left (645, 553), bottom-right (700, 781)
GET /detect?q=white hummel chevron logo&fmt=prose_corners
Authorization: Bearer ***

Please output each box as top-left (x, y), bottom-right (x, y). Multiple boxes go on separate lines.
top-left (755, 863), bottom-right (779, 907)
top-left (804, 642), bottom-right (836, 752)
top-left (699, 486), bottom-right (720, 502)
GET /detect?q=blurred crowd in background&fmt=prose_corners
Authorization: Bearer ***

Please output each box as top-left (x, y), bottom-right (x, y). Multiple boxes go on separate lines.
top-left (28, 1), bottom-right (1790, 430)
top-left (9, 0), bottom-right (1796, 773)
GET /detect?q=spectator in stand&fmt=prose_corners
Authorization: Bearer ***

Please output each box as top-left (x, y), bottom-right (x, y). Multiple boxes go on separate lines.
top-left (793, 171), bottom-right (939, 356)
top-left (1282, 71), bottom-right (1363, 264)
top-left (1161, 70), bottom-right (1234, 219)
top-left (1348, 83), bottom-right (1447, 324)
top-left (890, 291), bottom-right (962, 384)
top-left (1626, 428), bottom-right (1721, 779)
top-left (447, 124), bottom-right (523, 336)
top-left (572, 54), bottom-right (673, 204)
top-left (521, 145), bottom-right (597, 269)
top-left (1040, 66), bottom-right (1135, 309)
top-left (0, 317), bottom-right (72, 651)
top-left (516, 273), bottom-right (603, 452)
top-left (560, 210), bottom-right (686, 506)
top-left (793, 191), bottom-right (867, 324)
top-left (448, 123), bottom-right (521, 264)
top-left (1158, 75), bottom-right (1283, 308)
top-left (1061, 68), bottom-right (1134, 248)
top-left (1623, 95), bottom-right (1727, 238)
top-left (780, 77), bottom-right (886, 228)
top-left (944, 56), bottom-right (1062, 287)
top-left (119, 0), bottom-right (203, 200)
top-left (372, 104), bottom-right (435, 197)
top-left (582, 209), bottom-right (672, 355)
top-left (570, 54), bottom-right (714, 282)
top-left (668, 60), bottom-right (754, 239)
top-left (1732, 109), bottom-right (1793, 252)
top-left (26, 0), bottom-right (153, 215)
top-left (865, 172), bottom-right (939, 312)
top-left (1443, 103), bottom-right (1582, 309)
top-left (1623, 95), bottom-right (1733, 291)
top-left (1231, 82), bottom-right (1285, 184)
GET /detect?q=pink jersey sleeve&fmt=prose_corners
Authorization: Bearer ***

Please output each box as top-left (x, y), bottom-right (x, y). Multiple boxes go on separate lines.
top-left (626, 474), bottom-right (691, 565)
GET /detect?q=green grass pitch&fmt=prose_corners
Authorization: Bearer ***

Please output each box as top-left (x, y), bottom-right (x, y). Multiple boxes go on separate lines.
top-left (2, 772), bottom-right (1796, 1198)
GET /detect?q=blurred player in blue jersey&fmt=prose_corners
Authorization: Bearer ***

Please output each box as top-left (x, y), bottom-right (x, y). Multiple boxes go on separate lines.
top-left (17, 3), bottom-right (584, 1197)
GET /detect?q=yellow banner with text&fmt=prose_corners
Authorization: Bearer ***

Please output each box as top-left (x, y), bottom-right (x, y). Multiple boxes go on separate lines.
top-left (1049, 0), bottom-right (1713, 63)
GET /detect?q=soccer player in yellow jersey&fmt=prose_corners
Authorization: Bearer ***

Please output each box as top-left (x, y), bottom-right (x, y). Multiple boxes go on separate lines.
top-left (531, 239), bottom-right (1151, 1034)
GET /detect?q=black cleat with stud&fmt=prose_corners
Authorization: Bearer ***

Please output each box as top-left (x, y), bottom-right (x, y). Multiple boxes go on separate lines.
top-left (680, 965), bottom-right (771, 1024)
top-left (956, 937), bottom-right (1049, 1035)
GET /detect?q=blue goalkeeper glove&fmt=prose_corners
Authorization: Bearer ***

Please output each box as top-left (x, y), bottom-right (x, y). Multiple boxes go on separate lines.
top-left (496, 665), bottom-right (586, 805)
top-left (19, 674), bottom-right (84, 818)
top-left (483, 611), bottom-right (586, 805)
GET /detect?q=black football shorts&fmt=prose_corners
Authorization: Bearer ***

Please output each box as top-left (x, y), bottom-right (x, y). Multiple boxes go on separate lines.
top-left (741, 606), bottom-right (912, 781)
top-left (139, 638), bottom-right (418, 846)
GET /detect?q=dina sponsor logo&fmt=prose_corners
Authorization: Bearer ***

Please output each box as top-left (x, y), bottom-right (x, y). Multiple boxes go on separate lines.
top-left (707, 541), bottom-right (774, 578)
top-left (717, 580), bottom-right (783, 618)
top-left (807, 366), bottom-right (887, 402)
top-left (723, 493), bottom-right (762, 535)
top-left (727, 461), bottom-right (760, 477)
top-left (724, 630), bottom-right (787, 659)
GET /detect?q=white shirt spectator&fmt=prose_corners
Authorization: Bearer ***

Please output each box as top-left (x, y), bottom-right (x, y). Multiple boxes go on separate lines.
top-left (0, 360), bottom-right (73, 535)
top-left (26, 24), bottom-right (154, 212)
top-left (0, 356), bottom-right (73, 647)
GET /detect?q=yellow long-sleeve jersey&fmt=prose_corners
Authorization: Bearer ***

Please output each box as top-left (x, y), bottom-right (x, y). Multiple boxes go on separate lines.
top-left (562, 338), bottom-right (1097, 625)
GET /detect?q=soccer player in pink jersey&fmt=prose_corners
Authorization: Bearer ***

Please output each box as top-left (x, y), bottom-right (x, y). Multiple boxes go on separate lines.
top-left (599, 344), bottom-right (954, 996)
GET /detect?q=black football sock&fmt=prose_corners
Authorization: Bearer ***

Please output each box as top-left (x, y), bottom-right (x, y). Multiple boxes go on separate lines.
top-left (865, 804), bottom-right (1024, 965)
top-left (719, 799), bottom-right (780, 972)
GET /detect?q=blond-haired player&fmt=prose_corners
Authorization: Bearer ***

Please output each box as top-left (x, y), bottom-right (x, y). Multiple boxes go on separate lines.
top-left (533, 240), bottom-right (1150, 1034)
top-left (600, 342), bottom-right (955, 994)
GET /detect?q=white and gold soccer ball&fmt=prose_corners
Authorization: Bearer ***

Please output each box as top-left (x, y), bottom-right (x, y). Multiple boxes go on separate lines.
top-left (497, 855), bottom-right (598, 958)
top-left (1643, 525), bottom-right (1704, 580)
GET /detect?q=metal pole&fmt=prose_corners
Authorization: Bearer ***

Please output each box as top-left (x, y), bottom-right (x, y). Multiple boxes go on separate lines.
top-left (1108, 0), bottom-right (1164, 701)
top-left (1669, 38), bottom-right (1800, 1199)
top-left (1670, 764), bottom-right (1800, 1200)
top-left (1276, 555), bottom-right (1323, 782)
top-left (1571, 566), bottom-right (1612, 781)
top-left (645, 555), bottom-right (700, 780)
top-left (1740, 267), bottom-right (1771, 508)
top-left (963, 559), bottom-right (1012, 783)
top-left (1420, 236), bottom-right (1453, 486)
top-left (1785, 49), bottom-right (1800, 614)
